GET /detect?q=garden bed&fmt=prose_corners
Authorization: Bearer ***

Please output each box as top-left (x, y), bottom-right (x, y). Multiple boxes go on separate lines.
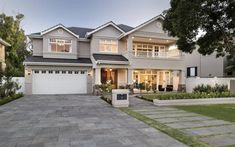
top-left (140, 92), bottom-right (233, 101)
top-left (138, 92), bottom-right (235, 106)
top-left (154, 97), bottom-right (235, 106)
top-left (0, 93), bottom-right (23, 106)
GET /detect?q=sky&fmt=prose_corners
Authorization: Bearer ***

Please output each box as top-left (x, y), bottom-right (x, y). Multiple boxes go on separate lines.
top-left (0, 0), bottom-right (170, 34)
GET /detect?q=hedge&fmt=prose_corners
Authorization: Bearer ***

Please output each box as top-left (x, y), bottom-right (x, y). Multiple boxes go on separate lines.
top-left (141, 92), bottom-right (233, 101)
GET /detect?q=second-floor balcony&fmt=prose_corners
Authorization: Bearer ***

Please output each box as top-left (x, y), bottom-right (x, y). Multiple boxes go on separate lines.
top-left (131, 49), bottom-right (181, 59)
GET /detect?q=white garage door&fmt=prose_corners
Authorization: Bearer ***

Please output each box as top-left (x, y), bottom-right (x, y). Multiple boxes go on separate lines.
top-left (32, 70), bottom-right (87, 94)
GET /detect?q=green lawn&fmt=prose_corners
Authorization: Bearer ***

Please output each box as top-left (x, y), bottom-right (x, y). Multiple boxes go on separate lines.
top-left (175, 104), bottom-right (235, 123)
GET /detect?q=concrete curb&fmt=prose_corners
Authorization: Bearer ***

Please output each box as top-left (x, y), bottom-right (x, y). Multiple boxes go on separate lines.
top-left (153, 97), bottom-right (235, 106)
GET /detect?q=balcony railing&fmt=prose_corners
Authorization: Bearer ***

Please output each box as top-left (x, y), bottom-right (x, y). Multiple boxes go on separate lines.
top-left (132, 49), bottom-right (182, 59)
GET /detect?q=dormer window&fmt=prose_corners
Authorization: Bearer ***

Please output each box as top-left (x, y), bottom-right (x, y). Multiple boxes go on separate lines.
top-left (49, 38), bottom-right (72, 53)
top-left (99, 39), bottom-right (118, 53)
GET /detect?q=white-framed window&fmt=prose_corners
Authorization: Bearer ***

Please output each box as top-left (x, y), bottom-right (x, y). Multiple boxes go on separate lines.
top-left (49, 38), bottom-right (72, 53)
top-left (99, 39), bottom-right (118, 53)
top-left (187, 67), bottom-right (197, 77)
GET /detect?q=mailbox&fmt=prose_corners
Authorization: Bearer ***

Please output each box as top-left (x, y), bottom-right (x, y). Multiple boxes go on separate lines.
top-left (112, 89), bottom-right (129, 107)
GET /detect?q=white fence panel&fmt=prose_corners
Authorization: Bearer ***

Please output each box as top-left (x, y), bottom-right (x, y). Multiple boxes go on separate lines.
top-left (186, 77), bottom-right (235, 93)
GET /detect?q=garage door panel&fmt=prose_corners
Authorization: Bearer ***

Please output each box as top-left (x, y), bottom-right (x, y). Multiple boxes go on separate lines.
top-left (32, 71), bottom-right (87, 94)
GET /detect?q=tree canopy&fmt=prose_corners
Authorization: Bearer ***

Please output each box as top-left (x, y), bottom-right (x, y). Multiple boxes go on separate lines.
top-left (163, 0), bottom-right (235, 58)
top-left (0, 13), bottom-right (31, 77)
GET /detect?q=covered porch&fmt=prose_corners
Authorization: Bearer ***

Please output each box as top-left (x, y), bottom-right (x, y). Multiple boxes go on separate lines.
top-left (132, 69), bottom-right (183, 92)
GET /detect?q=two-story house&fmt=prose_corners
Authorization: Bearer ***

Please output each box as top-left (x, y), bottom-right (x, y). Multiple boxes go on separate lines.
top-left (0, 38), bottom-right (10, 71)
top-left (24, 15), bottom-right (223, 95)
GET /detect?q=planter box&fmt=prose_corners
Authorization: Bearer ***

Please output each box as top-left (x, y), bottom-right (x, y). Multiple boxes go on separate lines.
top-left (153, 97), bottom-right (235, 106)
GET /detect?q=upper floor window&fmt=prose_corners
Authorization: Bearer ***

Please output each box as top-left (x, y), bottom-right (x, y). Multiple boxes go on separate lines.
top-left (99, 39), bottom-right (118, 53)
top-left (49, 39), bottom-right (72, 53)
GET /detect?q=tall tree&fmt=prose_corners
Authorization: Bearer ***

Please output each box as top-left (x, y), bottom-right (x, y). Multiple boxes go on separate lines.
top-left (0, 13), bottom-right (31, 77)
top-left (163, 0), bottom-right (235, 58)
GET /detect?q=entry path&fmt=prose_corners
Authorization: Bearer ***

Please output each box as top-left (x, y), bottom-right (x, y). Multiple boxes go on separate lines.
top-left (130, 96), bottom-right (235, 147)
top-left (0, 95), bottom-right (186, 147)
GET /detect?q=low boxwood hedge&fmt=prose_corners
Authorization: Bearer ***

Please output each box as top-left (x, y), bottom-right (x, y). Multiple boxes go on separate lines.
top-left (0, 93), bottom-right (23, 106)
top-left (141, 92), bottom-right (233, 101)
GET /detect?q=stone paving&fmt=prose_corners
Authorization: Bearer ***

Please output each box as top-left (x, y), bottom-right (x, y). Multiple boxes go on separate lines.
top-left (130, 96), bottom-right (235, 147)
top-left (0, 95), bottom-right (186, 147)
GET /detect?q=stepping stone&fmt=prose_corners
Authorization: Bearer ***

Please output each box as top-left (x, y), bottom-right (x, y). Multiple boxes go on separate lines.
top-left (132, 107), bottom-right (179, 112)
top-left (166, 120), bottom-right (231, 129)
top-left (184, 125), bottom-right (235, 136)
top-left (140, 110), bottom-right (186, 115)
top-left (201, 133), bottom-right (235, 146)
top-left (145, 112), bottom-right (199, 119)
top-left (155, 116), bottom-right (214, 124)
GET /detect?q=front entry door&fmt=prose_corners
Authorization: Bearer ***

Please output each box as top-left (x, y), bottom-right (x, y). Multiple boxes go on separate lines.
top-left (101, 68), bottom-right (118, 88)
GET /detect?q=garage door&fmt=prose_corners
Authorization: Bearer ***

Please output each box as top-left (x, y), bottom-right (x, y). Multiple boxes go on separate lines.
top-left (32, 70), bottom-right (87, 94)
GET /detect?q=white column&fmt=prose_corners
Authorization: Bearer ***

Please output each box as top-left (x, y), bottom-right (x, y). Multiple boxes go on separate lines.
top-left (179, 70), bottom-right (186, 85)
top-left (127, 69), bottom-right (133, 84)
top-left (156, 71), bottom-right (159, 90)
top-left (163, 71), bottom-right (166, 87)
top-left (172, 70), bottom-right (180, 91)
top-left (95, 68), bottom-right (101, 85)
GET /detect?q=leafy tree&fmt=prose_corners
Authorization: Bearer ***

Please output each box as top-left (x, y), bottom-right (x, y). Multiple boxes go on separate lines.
top-left (163, 0), bottom-right (235, 58)
top-left (0, 13), bottom-right (31, 77)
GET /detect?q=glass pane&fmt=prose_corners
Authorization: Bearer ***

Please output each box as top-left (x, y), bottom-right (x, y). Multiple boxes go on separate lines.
top-left (57, 44), bottom-right (64, 52)
top-left (64, 44), bottom-right (70, 52)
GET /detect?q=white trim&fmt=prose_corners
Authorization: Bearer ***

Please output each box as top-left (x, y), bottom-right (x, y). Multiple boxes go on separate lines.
top-left (23, 62), bottom-right (92, 67)
top-left (86, 21), bottom-right (125, 38)
top-left (119, 15), bottom-right (165, 39)
top-left (40, 24), bottom-right (79, 38)
top-left (48, 38), bottom-right (72, 53)
top-left (0, 38), bottom-right (10, 46)
top-left (96, 60), bottom-right (129, 65)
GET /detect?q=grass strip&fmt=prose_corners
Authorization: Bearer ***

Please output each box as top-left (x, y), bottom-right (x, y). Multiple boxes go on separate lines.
top-left (120, 107), bottom-right (211, 147)
top-left (0, 93), bottom-right (23, 106)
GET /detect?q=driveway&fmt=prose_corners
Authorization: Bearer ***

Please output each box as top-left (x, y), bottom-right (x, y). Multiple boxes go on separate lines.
top-left (0, 95), bottom-right (186, 147)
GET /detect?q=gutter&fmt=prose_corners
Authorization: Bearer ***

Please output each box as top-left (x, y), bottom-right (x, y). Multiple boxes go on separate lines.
top-left (23, 61), bottom-right (93, 67)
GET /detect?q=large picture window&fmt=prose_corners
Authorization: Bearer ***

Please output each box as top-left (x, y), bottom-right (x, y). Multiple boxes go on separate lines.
top-left (99, 39), bottom-right (118, 53)
top-left (49, 39), bottom-right (72, 53)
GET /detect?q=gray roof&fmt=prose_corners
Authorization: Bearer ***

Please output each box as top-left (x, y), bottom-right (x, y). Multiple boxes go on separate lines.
top-left (29, 24), bottom-right (133, 38)
top-left (117, 24), bottom-right (134, 32)
top-left (93, 53), bottom-right (128, 62)
top-left (25, 56), bottom-right (92, 64)
top-left (67, 27), bottom-right (94, 38)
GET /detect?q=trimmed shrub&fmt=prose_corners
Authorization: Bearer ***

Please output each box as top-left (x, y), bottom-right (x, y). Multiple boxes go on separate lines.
top-left (193, 84), bottom-right (228, 93)
top-left (141, 92), bottom-right (233, 101)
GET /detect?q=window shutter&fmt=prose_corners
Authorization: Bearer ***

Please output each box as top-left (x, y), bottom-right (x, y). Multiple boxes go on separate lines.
top-left (187, 67), bottom-right (190, 77)
top-left (195, 67), bottom-right (198, 76)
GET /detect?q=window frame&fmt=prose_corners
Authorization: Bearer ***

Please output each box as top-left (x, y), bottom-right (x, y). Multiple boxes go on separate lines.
top-left (99, 39), bottom-right (118, 53)
top-left (187, 67), bottom-right (197, 77)
top-left (49, 38), bottom-right (72, 53)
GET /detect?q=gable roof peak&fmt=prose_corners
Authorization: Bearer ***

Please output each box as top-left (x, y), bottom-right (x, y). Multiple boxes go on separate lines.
top-left (40, 23), bottom-right (79, 38)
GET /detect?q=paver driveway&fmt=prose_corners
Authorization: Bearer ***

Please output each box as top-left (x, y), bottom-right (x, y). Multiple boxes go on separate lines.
top-left (0, 95), bottom-right (186, 147)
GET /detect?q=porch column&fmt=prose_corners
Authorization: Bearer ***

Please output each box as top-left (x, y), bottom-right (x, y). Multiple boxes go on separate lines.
top-left (127, 69), bottom-right (133, 84)
top-left (172, 70), bottom-right (180, 91)
top-left (179, 70), bottom-right (186, 85)
top-left (95, 68), bottom-right (101, 85)
top-left (178, 69), bottom-right (186, 91)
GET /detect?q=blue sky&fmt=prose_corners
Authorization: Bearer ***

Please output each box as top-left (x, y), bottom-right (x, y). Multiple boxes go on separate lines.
top-left (0, 0), bottom-right (170, 34)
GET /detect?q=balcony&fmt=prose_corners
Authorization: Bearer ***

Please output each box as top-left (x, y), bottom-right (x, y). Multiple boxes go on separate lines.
top-left (131, 49), bottom-right (182, 59)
